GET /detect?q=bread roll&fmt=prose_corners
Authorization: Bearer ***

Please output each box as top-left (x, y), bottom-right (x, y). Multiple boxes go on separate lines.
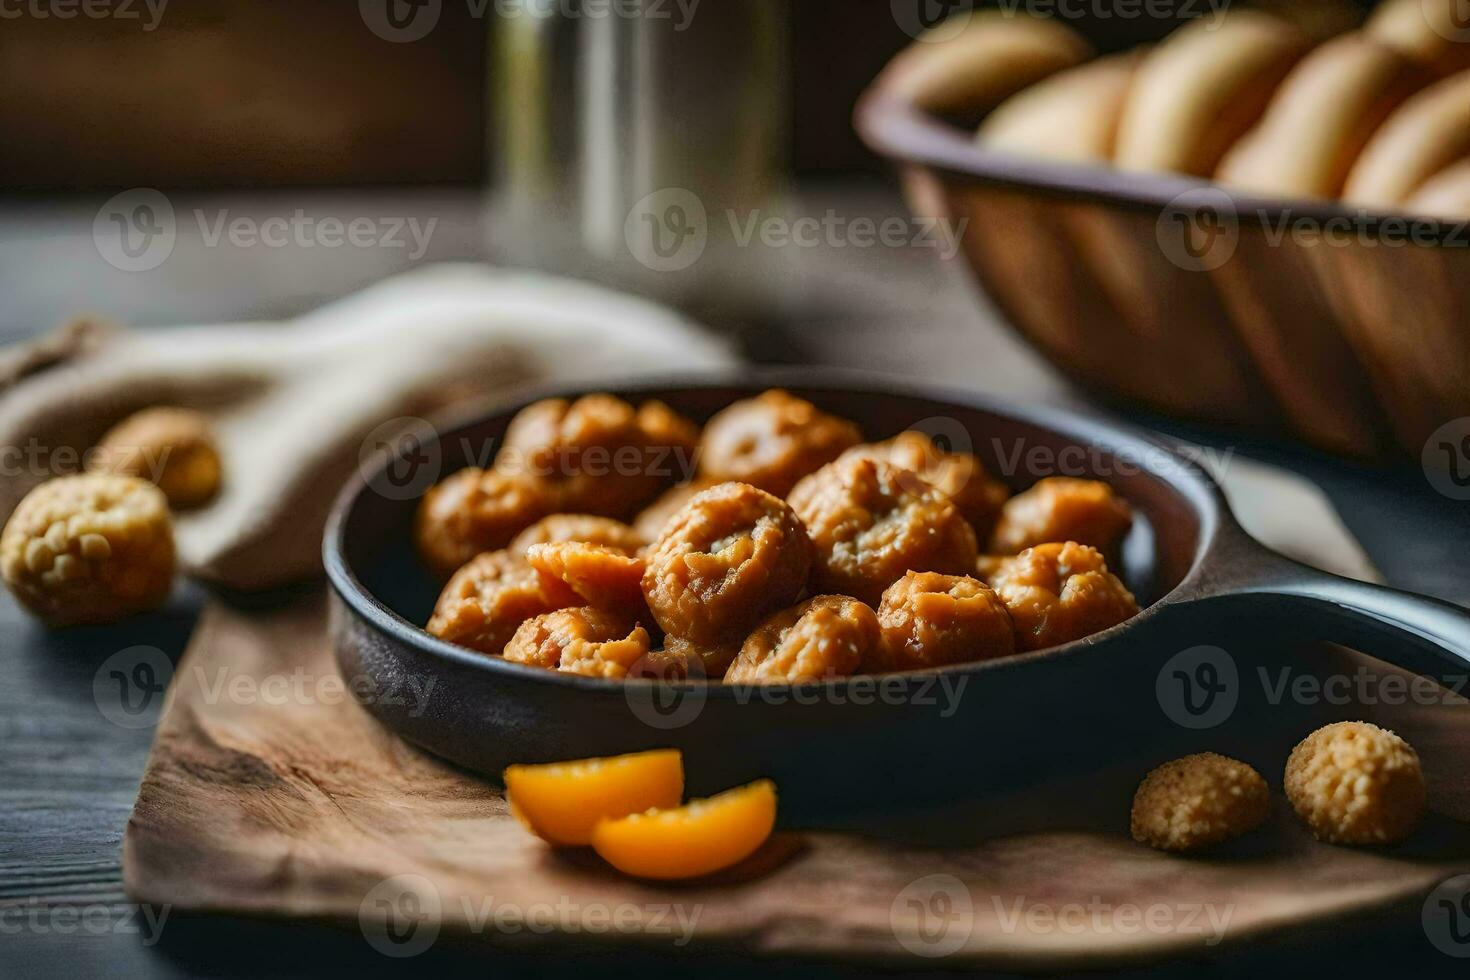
top-left (1114, 11), bottom-right (1311, 176)
top-left (1343, 69), bottom-right (1470, 207)
top-left (1216, 33), bottom-right (1428, 198)
top-left (977, 51), bottom-right (1142, 163)
top-left (1368, 0), bottom-right (1470, 77)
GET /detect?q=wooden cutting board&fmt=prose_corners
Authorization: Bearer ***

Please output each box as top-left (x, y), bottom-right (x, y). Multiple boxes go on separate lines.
top-left (121, 592), bottom-right (1470, 969)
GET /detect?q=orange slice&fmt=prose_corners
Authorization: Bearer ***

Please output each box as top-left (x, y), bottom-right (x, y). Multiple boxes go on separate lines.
top-left (504, 749), bottom-right (683, 847)
top-left (591, 779), bottom-right (777, 880)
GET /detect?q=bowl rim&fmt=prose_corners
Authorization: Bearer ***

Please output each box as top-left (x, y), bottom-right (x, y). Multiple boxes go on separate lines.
top-left (324, 367), bottom-right (1232, 698)
top-left (853, 86), bottom-right (1470, 247)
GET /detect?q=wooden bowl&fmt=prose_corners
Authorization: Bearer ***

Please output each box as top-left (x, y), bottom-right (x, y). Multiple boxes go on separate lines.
top-left (854, 84), bottom-right (1470, 459)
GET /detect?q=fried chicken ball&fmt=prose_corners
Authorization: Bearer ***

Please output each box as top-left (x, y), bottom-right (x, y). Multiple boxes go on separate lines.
top-left (841, 431), bottom-right (1010, 539)
top-left (1131, 753), bottom-right (1271, 852)
top-left (415, 468), bottom-right (551, 579)
top-left (426, 550), bottom-right (576, 656)
top-left (526, 541), bottom-right (646, 614)
top-left (698, 389), bottom-right (861, 496)
top-left (789, 457), bottom-right (978, 605)
top-left (640, 482), bottom-right (811, 646)
top-left (985, 541), bottom-right (1138, 650)
top-left (497, 395), bottom-right (698, 517)
top-left (1, 474), bottom-right (175, 626)
top-left (509, 514), bottom-right (645, 555)
top-left (990, 477), bottom-right (1132, 555)
top-left (724, 595), bottom-right (882, 684)
top-left (1284, 721), bottom-right (1425, 845)
top-left (873, 571), bottom-right (1015, 671)
top-left (90, 407), bottom-right (222, 509)
top-left (503, 606), bottom-right (651, 680)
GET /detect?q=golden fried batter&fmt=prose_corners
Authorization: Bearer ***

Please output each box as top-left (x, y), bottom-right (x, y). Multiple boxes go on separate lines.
top-left (415, 468), bottom-right (550, 579)
top-left (526, 541), bottom-right (646, 614)
top-left (841, 431), bottom-right (1010, 539)
top-left (1284, 721), bottom-right (1425, 845)
top-left (504, 607), bottom-right (651, 680)
top-left (985, 541), bottom-right (1138, 650)
top-left (632, 481), bottom-right (713, 544)
top-left (1, 474), bottom-right (175, 626)
top-left (698, 389), bottom-right (861, 496)
top-left (874, 571), bottom-right (1015, 671)
top-left (990, 477), bottom-right (1132, 555)
top-left (789, 456), bottom-right (978, 604)
top-left (91, 407), bottom-right (222, 510)
top-left (725, 595), bottom-right (881, 684)
top-left (426, 550), bottom-right (576, 656)
top-left (509, 514), bottom-right (645, 555)
top-left (1131, 753), bottom-right (1270, 852)
top-left (497, 395), bottom-right (698, 518)
top-left (640, 482), bottom-right (811, 646)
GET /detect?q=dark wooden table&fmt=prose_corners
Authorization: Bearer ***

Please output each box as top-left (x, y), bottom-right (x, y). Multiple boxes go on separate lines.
top-left (1, 184), bottom-right (1466, 978)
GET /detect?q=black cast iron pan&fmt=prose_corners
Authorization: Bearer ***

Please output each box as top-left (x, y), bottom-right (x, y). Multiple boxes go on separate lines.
top-left (326, 370), bottom-right (1470, 822)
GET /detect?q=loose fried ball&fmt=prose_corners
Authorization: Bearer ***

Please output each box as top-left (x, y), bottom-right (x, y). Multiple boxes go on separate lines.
top-left (1131, 753), bottom-right (1270, 852)
top-left (990, 477), bottom-right (1132, 555)
top-left (873, 571), bottom-right (1015, 671)
top-left (1284, 721), bottom-right (1425, 845)
top-left (985, 541), bottom-right (1138, 650)
top-left (640, 482), bottom-right (811, 646)
top-left (426, 550), bottom-right (576, 656)
top-left (415, 468), bottom-right (551, 579)
top-left (632, 481), bottom-right (713, 543)
top-left (90, 407), bottom-right (222, 509)
top-left (725, 595), bottom-right (882, 684)
top-left (526, 541), bottom-right (646, 613)
top-left (509, 514), bottom-right (645, 555)
top-left (0, 474), bottom-right (175, 626)
top-left (698, 389), bottom-right (862, 496)
top-left (656, 634), bottom-right (742, 680)
top-left (789, 457), bottom-right (978, 605)
top-left (504, 607), bottom-right (651, 680)
top-left (497, 395), bottom-right (698, 518)
top-left (841, 431), bottom-right (1010, 540)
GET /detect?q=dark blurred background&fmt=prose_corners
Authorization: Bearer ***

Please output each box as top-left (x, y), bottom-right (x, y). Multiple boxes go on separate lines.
top-left (1, 0), bottom-right (1366, 191)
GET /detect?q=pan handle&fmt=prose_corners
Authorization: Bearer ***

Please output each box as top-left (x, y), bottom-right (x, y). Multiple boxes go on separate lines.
top-left (1194, 541), bottom-right (1470, 681)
